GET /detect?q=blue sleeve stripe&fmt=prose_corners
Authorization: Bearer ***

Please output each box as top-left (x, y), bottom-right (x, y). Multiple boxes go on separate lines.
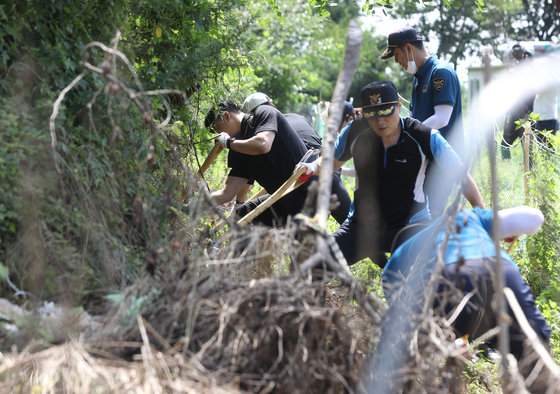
top-left (335, 122), bottom-right (351, 160)
top-left (430, 131), bottom-right (461, 168)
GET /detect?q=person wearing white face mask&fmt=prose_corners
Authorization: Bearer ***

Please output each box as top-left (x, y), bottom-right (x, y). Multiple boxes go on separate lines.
top-left (381, 27), bottom-right (464, 220)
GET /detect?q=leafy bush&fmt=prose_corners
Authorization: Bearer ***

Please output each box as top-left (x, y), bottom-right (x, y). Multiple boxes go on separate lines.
top-left (524, 149), bottom-right (560, 297)
top-left (0, 0), bottom-right (252, 306)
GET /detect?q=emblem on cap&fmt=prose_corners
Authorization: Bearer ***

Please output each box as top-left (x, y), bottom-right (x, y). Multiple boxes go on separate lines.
top-left (370, 93), bottom-right (381, 104)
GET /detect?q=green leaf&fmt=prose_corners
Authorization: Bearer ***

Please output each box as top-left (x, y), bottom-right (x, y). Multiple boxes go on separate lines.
top-left (0, 263), bottom-right (8, 280)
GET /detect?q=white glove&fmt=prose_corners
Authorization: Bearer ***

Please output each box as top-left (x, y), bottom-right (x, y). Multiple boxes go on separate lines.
top-left (297, 161), bottom-right (318, 182)
top-left (216, 132), bottom-right (230, 149)
top-left (300, 161), bottom-right (317, 175)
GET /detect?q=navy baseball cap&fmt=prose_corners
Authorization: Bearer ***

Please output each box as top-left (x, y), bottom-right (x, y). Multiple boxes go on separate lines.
top-left (380, 28), bottom-right (424, 59)
top-left (360, 81), bottom-right (399, 118)
top-left (343, 101), bottom-right (354, 119)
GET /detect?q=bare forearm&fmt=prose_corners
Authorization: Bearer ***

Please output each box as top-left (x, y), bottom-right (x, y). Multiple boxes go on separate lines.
top-left (462, 174), bottom-right (485, 209)
top-left (211, 176), bottom-right (248, 205)
top-left (228, 131), bottom-right (274, 155)
top-left (229, 139), bottom-right (269, 155)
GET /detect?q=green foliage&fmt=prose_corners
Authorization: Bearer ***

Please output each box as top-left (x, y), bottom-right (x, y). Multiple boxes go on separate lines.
top-left (536, 298), bottom-right (560, 360)
top-left (0, 0), bottom-right (256, 307)
top-left (471, 141), bottom-right (526, 209)
top-left (124, 0), bottom-right (249, 92)
top-left (473, 124), bottom-right (560, 361)
top-left (350, 259), bottom-right (386, 299)
top-left (523, 148), bottom-right (560, 297)
top-left (243, 0), bottom-right (334, 113)
top-left (0, 263), bottom-right (8, 290)
top-left (236, 0), bottom-right (405, 117)
top-left (387, 0), bottom-right (524, 67)
top-left (362, 0), bottom-right (395, 13)
top-left (324, 0), bottom-right (361, 23)
top-left (474, 127), bottom-right (560, 295)
top-left (462, 355), bottom-right (501, 392)
top-left (499, 115), bottom-right (560, 302)
top-left (265, 0), bottom-right (288, 22)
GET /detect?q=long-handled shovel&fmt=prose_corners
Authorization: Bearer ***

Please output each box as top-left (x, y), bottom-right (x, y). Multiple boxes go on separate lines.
top-left (237, 166), bottom-right (307, 226)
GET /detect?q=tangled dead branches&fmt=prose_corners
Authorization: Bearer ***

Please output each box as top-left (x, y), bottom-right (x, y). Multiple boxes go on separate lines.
top-left (4, 30), bottom-right (560, 394)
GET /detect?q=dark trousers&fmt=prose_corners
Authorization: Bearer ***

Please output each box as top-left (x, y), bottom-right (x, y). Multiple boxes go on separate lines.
top-left (333, 219), bottom-right (427, 268)
top-left (329, 171), bottom-right (351, 224)
top-left (435, 258), bottom-right (551, 360)
top-left (237, 173), bottom-right (351, 227)
top-left (235, 186), bottom-right (308, 227)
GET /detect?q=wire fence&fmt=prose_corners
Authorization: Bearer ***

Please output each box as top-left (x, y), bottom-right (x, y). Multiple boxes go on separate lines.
top-left (471, 122), bottom-right (560, 210)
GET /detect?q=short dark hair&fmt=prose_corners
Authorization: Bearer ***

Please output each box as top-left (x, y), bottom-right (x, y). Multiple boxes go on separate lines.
top-left (399, 40), bottom-right (424, 51)
top-left (204, 99), bottom-right (241, 129)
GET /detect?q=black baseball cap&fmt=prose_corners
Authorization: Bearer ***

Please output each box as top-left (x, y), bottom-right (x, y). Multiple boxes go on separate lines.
top-left (204, 99), bottom-right (241, 130)
top-left (360, 81), bottom-right (399, 119)
top-left (380, 28), bottom-right (424, 59)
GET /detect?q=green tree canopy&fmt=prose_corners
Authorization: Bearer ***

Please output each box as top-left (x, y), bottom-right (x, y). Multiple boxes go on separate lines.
top-left (387, 0), bottom-right (560, 68)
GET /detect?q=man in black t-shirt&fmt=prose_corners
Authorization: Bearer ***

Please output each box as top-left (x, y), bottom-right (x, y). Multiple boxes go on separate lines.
top-left (204, 99), bottom-right (309, 226)
top-left (240, 93), bottom-right (352, 224)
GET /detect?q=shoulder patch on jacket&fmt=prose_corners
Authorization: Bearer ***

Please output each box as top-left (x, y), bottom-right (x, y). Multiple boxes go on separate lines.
top-left (433, 78), bottom-right (445, 92)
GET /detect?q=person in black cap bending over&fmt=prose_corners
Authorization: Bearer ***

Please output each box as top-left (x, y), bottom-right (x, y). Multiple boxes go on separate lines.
top-left (381, 27), bottom-right (464, 219)
top-left (204, 99), bottom-right (310, 227)
top-left (298, 81), bottom-right (485, 268)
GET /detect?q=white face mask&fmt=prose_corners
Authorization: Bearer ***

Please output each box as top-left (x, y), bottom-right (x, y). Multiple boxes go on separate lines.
top-left (406, 50), bottom-right (417, 74)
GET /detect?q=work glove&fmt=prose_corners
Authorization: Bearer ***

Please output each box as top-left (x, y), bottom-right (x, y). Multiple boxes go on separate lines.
top-left (216, 132), bottom-right (231, 149)
top-left (297, 161), bottom-right (317, 183)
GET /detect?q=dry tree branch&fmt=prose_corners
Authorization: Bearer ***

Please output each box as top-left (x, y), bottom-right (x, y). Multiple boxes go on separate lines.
top-left (48, 31), bottom-right (232, 224)
top-left (49, 70), bottom-right (89, 196)
top-left (137, 315), bottom-right (157, 383)
top-left (315, 19), bottom-right (362, 229)
top-left (86, 85), bottom-right (105, 136)
top-left (82, 39), bottom-right (147, 100)
top-left (504, 287), bottom-right (560, 379)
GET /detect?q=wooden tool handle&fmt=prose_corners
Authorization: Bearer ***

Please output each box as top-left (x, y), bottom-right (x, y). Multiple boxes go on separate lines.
top-left (506, 236), bottom-right (519, 254)
top-left (198, 141), bottom-right (223, 177)
top-left (237, 166), bottom-right (307, 226)
top-left (181, 141), bottom-right (222, 204)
